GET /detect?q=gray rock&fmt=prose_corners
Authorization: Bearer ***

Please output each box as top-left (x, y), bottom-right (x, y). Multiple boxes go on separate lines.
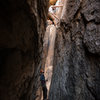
top-left (49, 0), bottom-right (100, 100)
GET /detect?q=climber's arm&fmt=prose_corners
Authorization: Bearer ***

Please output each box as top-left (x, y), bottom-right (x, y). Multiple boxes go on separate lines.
top-left (51, 5), bottom-right (63, 8)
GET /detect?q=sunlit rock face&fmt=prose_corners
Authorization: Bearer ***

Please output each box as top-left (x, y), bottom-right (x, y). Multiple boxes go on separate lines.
top-left (0, 0), bottom-right (48, 100)
top-left (49, 0), bottom-right (100, 100)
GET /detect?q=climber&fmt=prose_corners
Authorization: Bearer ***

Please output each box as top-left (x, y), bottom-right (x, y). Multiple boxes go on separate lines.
top-left (48, 0), bottom-right (58, 25)
top-left (40, 69), bottom-right (47, 100)
top-left (48, 0), bottom-right (63, 25)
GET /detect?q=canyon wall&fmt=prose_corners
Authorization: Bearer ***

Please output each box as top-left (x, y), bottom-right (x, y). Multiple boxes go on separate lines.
top-left (0, 0), bottom-right (48, 100)
top-left (49, 0), bottom-right (100, 100)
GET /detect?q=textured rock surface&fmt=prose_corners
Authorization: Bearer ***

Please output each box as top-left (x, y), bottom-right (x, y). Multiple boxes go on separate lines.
top-left (0, 0), bottom-right (48, 100)
top-left (49, 0), bottom-right (100, 100)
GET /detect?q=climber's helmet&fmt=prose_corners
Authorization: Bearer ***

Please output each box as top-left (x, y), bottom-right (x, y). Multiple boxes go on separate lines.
top-left (40, 69), bottom-right (44, 73)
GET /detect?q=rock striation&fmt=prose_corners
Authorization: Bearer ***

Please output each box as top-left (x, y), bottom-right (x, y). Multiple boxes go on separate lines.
top-left (0, 0), bottom-right (48, 100)
top-left (49, 0), bottom-right (100, 100)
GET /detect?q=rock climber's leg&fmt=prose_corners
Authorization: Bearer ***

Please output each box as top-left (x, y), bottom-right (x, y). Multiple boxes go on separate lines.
top-left (42, 87), bottom-right (45, 100)
top-left (48, 13), bottom-right (58, 25)
top-left (42, 86), bottom-right (47, 100)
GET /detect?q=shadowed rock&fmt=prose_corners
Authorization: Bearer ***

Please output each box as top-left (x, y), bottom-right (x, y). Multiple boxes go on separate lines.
top-left (0, 0), bottom-right (48, 100)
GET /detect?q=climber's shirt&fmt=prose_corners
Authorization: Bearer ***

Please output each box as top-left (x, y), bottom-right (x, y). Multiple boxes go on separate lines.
top-left (49, 5), bottom-right (56, 14)
top-left (40, 74), bottom-right (46, 87)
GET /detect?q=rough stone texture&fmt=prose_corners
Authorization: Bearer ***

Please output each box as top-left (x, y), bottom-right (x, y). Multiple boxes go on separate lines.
top-left (0, 0), bottom-right (48, 100)
top-left (49, 0), bottom-right (100, 100)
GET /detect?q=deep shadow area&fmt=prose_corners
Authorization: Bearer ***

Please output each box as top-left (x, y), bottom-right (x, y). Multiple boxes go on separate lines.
top-left (0, 0), bottom-right (48, 100)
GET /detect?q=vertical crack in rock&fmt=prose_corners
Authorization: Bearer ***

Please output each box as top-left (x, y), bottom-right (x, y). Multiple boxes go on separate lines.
top-left (41, 0), bottom-right (65, 100)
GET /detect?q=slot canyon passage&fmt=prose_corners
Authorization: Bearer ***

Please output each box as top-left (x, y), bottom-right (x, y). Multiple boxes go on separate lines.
top-left (0, 0), bottom-right (100, 100)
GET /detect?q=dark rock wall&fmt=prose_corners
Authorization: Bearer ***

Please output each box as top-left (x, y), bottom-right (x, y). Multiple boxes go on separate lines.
top-left (49, 0), bottom-right (100, 100)
top-left (0, 0), bottom-right (48, 100)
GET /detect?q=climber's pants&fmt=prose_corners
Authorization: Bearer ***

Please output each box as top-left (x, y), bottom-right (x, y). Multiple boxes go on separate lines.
top-left (42, 86), bottom-right (47, 99)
